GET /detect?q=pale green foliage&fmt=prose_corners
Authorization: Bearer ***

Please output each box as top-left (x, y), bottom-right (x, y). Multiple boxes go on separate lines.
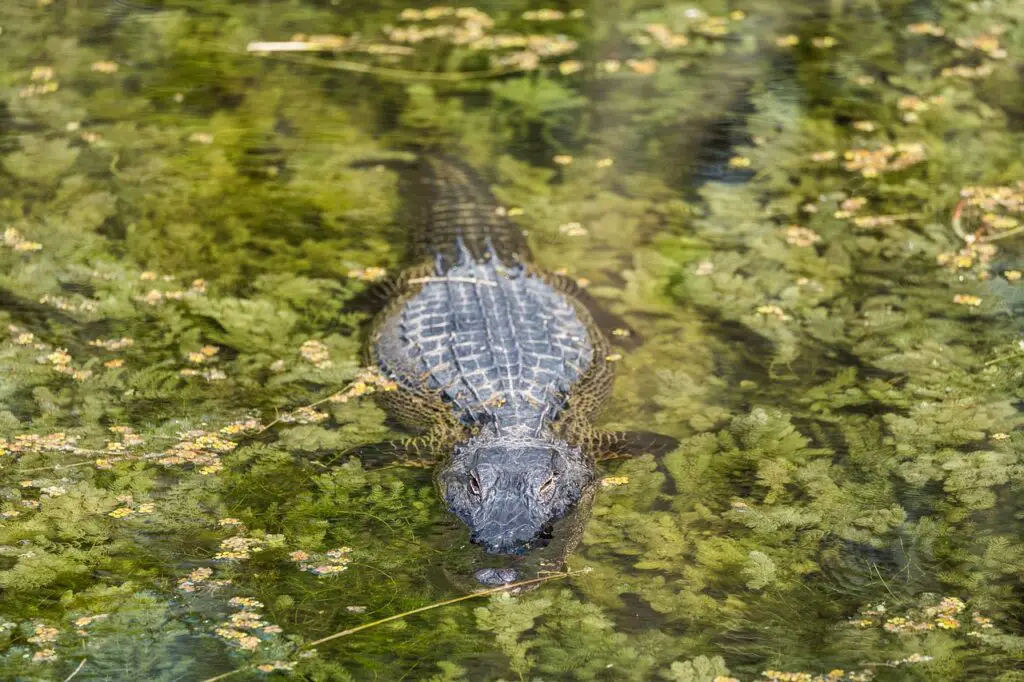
top-left (662, 655), bottom-right (731, 682)
top-left (742, 551), bottom-right (777, 590)
top-left (2, 137), bottom-right (80, 183)
top-left (0, 0), bottom-right (1023, 680)
top-left (475, 593), bottom-right (552, 676)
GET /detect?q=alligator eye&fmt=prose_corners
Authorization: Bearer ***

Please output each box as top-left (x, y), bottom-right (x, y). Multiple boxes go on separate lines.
top-left (468, 471), bottom-right (481, 497)
top-left (539, 473), bottom-right (556, 497)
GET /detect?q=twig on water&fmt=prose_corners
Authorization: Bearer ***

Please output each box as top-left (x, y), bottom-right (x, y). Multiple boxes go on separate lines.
top-left (980, 225), bottom-right (1024, 243)
top-left (950, 198), bottom-right (967, 241)
top-left (248, 50), bottom-right (519, 83)
top-left (257, 370), bottom-right (397, 435)
top-left (63, 658), bottom-right (87, 682)
top-left (198, 567), bottom-right (591, 682)
top-left (984, 350), bottom-right (1024, 367)
top-left (871, 561), bottom-right (896, 600)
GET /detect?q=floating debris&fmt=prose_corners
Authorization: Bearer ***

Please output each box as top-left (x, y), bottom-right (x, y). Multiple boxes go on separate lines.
top-left (953, 294), bottom-right (982, 307)
top-left (842, 143), bottom-right (926, 177)
top-left (258, 661), bottom-right (296, 673)
top-left (279, 405), bottom-right (329, 424)
top-left (941, 63), bottom-right (995, 79)
top-left (89, 337), bottom-right (134, 351)
top-left (784, 225), bottom-right (821, 246)
top-left (907, 23), bottom-right (945, 37)
top-left (90, 60), bottom-right (119, 73)
top-left (215, 597), bottom-right (284, 651)
top-left (347, 266), bottom-right (388, 282)
top-left (326, 368), bottom-right (398, 403)
top-left (134, 279), bottom-right (207, 305)
top-left (179, 367), bottom-right (227, 381)
top-left (30, 65), bottom-right (55, 81)
top-left (625, 57), bottom-right (658, 74)
top-left (522, 9), bottom-right (566, 21)
top-left (955, 33), bottom-right (1007, 59)
top-left (177, 566), bottom-right (231, 593)
top-left (558, 221), bottom-right (588, 237)
top-left (290, 546), bottom-right (353, 576)
top-left (0, 432), bottom-right (79, 456)
top-left (834, 196), bottom-right (867, 218)
top-left (26, 624), bottom-right (60, 663)
top-left (219, 418), bottom-right (263, 436)
top-left (851, 595), bottom-right (992, 637)
top-left (558, 59), bottom-right (583, 75)
top-left (215, 536), bottom-right (268, 561)
top-left (3, 227), bottom-right (43, 252)
top-left (644, 23), bottom-right (689, 49)
top-left (299, 339), bottom-right (332, 368)
top-left (851, 214), bottom-right (918, 229)
top-left (756, 305), bottom-right (792, 321)
top-left (156, 430), bottom-right (238, 474)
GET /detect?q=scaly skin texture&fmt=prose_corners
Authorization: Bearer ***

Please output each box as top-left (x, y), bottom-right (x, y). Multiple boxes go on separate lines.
top-left (365, 155), bottom-right (664, 560)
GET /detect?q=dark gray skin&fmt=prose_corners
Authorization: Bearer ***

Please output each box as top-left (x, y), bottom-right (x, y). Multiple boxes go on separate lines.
top-left (361, 155), bottom-right (676, 582)
top-left (436, 428), bottom-right (593, 554)
top-left (372, 233), bottom-right (600, 558)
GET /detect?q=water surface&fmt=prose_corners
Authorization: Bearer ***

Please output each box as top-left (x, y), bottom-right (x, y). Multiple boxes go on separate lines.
top-left (1, 1), bottom-right (1023, 680)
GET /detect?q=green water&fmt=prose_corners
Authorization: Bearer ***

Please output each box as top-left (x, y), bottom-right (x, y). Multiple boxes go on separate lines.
top-left (1, 1), bottom-right (1023, 680)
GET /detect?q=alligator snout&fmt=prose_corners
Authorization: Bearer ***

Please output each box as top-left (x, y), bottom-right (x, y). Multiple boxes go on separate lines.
top-left (472, 521), bottom-right (553, 555)
top-left (474, 567), bottom-right (521, 586)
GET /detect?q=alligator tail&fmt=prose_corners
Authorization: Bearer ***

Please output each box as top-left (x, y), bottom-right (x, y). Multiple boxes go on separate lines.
top-left (352, 152), bottom-right (532, 268)
top-left (411, 155), bottom-right (532, 269)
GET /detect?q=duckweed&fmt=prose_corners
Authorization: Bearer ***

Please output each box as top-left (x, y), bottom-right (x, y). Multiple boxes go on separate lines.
top-left (0, 1), bottom-right (1022, 680)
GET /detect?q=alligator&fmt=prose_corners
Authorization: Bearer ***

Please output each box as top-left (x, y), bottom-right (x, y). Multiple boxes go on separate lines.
top-left (359, 154), bottom-right (675, 573)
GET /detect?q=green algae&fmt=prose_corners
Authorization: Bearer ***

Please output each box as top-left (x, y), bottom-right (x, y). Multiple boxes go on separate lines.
top-left (0, 0), bottom-right (1023, 680)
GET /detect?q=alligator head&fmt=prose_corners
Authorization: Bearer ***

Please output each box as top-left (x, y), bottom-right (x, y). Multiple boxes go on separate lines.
top-left (436, 427), bottom-right (594, 555)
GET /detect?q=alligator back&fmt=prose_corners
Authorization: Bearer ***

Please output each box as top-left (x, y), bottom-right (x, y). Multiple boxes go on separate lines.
top-left (369, 155), bottom-right (613, 442)
top-left (374, 247), bottom-right (594, 434)
top-left (407, 155), bottom-right (532, 268)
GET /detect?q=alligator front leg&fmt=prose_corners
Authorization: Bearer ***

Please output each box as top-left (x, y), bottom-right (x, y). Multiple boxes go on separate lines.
top-left (587, 430), bottom-right (679, 462)
top-left (338, 426), bottom-right (459, 469)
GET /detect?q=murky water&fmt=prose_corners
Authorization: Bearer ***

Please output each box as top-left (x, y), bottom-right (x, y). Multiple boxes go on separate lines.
top-left (1, 1), bottom-right (1023, 680)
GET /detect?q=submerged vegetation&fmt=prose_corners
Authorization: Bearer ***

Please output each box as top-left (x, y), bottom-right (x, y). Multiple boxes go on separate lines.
top-left (0, 0), bottom-right (1022, 679)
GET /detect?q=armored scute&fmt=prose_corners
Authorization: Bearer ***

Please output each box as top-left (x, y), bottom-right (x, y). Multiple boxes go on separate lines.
top-left (363, 155), bottom-right (670, 559)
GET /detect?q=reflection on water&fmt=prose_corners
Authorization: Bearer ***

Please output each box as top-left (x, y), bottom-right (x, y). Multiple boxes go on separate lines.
top-left (0, 0), bottom-right (1022, 680)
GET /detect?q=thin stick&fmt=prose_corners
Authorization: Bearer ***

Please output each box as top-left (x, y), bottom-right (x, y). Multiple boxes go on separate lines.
top-left (250, 51), bottom-right (520, 83)
top-left (950, 198), bottom-right (967, 241)
top-left (980, 225), bottom-right (1024, 243)
top-left (199, 568), bottom-right (590, 682)
top-left (307, 569), bottom-right (587, 647)
top-left (258, 391), bottom-right (337, 432)
top-left (983, 350), bottom-right (1023, 367)
top-left (63, 659), bottom-right (87, 682)
top-left (871, 562), bottom-right (896, 600)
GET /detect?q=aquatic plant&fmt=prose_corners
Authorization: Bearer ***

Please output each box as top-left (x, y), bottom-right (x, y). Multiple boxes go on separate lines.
top-left (0, 0), bottom-right (1022, 680)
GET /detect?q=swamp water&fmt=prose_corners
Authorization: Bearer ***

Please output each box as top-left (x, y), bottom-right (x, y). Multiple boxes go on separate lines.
top-left (1, 0), bottom-right (1023, 680)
